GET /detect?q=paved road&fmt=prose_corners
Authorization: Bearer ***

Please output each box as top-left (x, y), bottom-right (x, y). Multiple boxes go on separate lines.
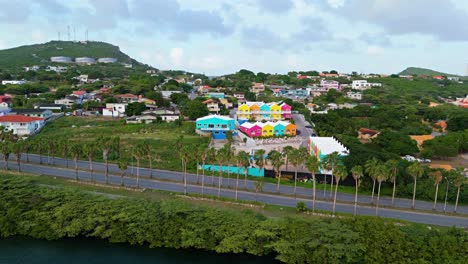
top-left (292, 113), bottom-right (315, 147)
top-left (2, 159), bottom-right (467, 227)
top-left (11, 153), bottom-right (468, 215)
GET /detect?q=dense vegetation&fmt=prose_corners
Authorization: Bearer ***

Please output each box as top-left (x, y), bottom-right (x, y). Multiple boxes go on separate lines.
top-left (0, 41), bottom-right (134, 68)
top-left (0, 175), bottom-right (466, 264)
top-left (398, 67), bottom-right (459, 77)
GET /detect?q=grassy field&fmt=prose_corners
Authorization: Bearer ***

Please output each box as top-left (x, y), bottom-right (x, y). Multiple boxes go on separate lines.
top-left (33, 116), bottom-right (209, 171)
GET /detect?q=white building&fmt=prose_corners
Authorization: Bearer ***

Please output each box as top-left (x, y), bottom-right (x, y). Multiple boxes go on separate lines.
top-left (2, 80), bottom-right (26, 85)
top-left (75, 57), bottom-right (96, 64)
top-left (346, 92), bottom-right (362, 100)
top-left (24, 66), bottom-right (40, 72)
top-left (0, 115), bottom-right (45, 136)
top-left (161, 90), bottom-right (181, 99)
top-left (46, 66), bottom-right (68, 73)
top-left (352, 80), bottom-right (382, 90)
top-left (103, 103), bottom-right (127, 117)
top-left (55, 96), bottom-right (80, 108)
top-left (50, 56), bottom-right (72, 63)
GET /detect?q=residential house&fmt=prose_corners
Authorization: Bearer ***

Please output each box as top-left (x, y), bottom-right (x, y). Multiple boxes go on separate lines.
top-left (320, 80), bottom-right (340, 90)
top-left (11, 109), bottom-right (53, 120)
top-left (219, 98), bottom-right (233, 109)
top-left (34, 104), bottom-right (65, 112)
top-left (46, 66), bottom-right (67, 73)
top-left (447, 76), bottom-right (460, 82)
top-left (352, 80), bottom-right (382, 90)
top-left (237, 104), bottom-right (251, 120)
top-left (432, 76), bottom-right (445, 80)
top-left (196, 85), bottom-right (211, 94)
top-left (239, 122), bottom-right (262, 137)
top-left (208, 92), bottom-right (225, 99)
top-left (233, 93), bottom-right (245, 101)
top-left (237, 101), bottom-right (292, 121)
top-left (0, 95), bottom-right (12, 105)
top-left (195, 115), bottom-right (235, 139)
top-left (126, 114), bottom-right (157, 124)
top-left (281, 103), bottom-right (292, 119)
top-left (0, 115), bottom-right (45, 136)
top-left (346, 92), bottom-right (362, 100)
top-left (115, 93), bottom-right (139, 103)
top-left (161, 90), bottom-right (181, 99)
top-left (239, 121), bottom-right (296, 138)
top-left (261, 122), bottom-right (274, 137)
top-left (250, 82), bottom-right (265, 93)
top-left (434, 120), bottom-right (447, 132)
top-left (202, 99), bottom-right (220, 113)
top-left (24, 65), bottom-right (40, 72)
top-left (55, 96), bottom-right (80, 108)
top-left (102, 103), bottom-right (127, 117)
top-left (1, 80), bottom-right (26, 85)
top-left (357, 128), bottom-right (380, 141)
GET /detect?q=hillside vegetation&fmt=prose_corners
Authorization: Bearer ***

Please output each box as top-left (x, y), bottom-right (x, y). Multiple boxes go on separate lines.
top-left (399, 67), bottom-right (458, 77)
top-left (0, 41), bottom-right (134, 68)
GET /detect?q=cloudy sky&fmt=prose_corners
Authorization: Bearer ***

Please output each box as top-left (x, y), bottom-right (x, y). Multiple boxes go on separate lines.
top-left (1, 0), bottom-right (468, 75)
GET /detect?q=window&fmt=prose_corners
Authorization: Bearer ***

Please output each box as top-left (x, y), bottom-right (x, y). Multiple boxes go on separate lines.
top-left (221, 124), bottom-right (227, 128)
top-left (208, 124), bottom-right (214, 128)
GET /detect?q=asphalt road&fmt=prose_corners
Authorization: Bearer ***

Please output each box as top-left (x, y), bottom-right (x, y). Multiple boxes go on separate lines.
top-left (292, 113), bottom-right (315, 147)
top-left (3, 155), bottom-right (468, 227)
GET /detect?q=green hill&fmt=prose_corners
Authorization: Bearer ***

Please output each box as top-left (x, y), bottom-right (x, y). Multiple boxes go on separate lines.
top-left (0, 41), bottom-right (136, 68)
top-left (399, 67), bottom-right (459, 77)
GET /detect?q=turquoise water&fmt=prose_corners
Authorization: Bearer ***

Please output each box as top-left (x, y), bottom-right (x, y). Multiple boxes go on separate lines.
top-left (0, 237), bottom-right (276, 264)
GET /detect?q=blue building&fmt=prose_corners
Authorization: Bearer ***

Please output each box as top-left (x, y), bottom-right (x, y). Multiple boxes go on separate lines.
top-left (195, 115), bottom-right (236, 139)
top-left (207, 92), bottom-right (225, 99)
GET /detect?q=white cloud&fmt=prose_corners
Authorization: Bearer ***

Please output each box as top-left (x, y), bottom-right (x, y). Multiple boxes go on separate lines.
top-left (366, 45), bottom-right (384, 56)
top-left (31, 30), bottom-right (47, 43)
top-left (169, 47), bottom-right (184, 66)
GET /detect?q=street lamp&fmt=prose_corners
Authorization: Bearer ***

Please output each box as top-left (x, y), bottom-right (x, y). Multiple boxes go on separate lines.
top-left (443, 176), bottom-right (450, 214)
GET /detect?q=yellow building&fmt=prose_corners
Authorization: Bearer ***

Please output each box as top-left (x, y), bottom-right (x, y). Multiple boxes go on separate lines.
top-left (261, 122), bottom-right (274, 137)
top-left (269, 103), bottom-right (282, 120)
top-left (237, 104), bottom-right (250, 119)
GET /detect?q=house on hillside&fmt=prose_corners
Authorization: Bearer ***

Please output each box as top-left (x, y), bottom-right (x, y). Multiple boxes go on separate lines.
top-left (115, 93), bottom-right (139, 103)
top-left (0, 115), bottom-right (45, 136)
top-left (347, 92), bottom-right (362, 100)
top-left (250, 83), bottom-right (265, 93)
top-left (195, 115), bottom-right (236, 139)
top-left (357, 128), bottom-right (380, 141)
top-left (102, 103), bottom-right (127, 118)
top-left (10, 109), bottom-right (53, 120)
top-left (55, 96), bottom-right (80, 108)
top-left (202, 99), bottom-right (220, 113)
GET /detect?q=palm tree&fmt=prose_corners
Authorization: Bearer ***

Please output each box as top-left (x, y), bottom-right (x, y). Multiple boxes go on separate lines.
top-left (236, 151), bottom-right (250, 201)
top-left (332, 164), bottom-right (347, 215)
top-left (365, 158), bottom-right (380, 204)
top-left (374, 164), bottom-right (388, 216)
top-left (35, 139), bottom-right (45, 165)
top-left (117, 158), bottom-right (128, 186)
top-left (322, 151), bottom-right (340, 200)
top-left (406, 162), bottom-right (424, 209)
top-left (351, 165), bottom-right (363, 216)
top-left (199, 146), bottom-right (208, 196)
top-left (254, 149), bottom-right (266, 178)
top-left (290, 147), bottom-right (307, 197)
top-left (385, 159), bottom-right (399, 206)
top-left (255, 178), bottom-right (264, 202)
top-left (225, 144), bottom-right (235, 188)
top-left (429, 170), bottom-right (443, 210)
top-left (179, 145), bottom-right (191, 195)
top-left (207, 147), bottom-right (217, 186)
top-left (24, 139), bottom-right (32, 163)
top-left (46, 140), bottom-right (56, 165)
top-left (305, 155), bottom-right (320, 212)
top-left (267, 150), bottom-right (284, 193)
top-left (0, 142), bottom-right (11, 170)
top-left (215, 146), bottom-right (227, 198)
top-left (70, 143), bottom-right (82, 181)
top-left (83, 143), bottom-right (95, 182)
top-left (12, 141), bottom-right (23, 172)
top-left (282, 145), bottom-right (294, 171)
top-left (146, 141), bottom-right (158, 179)
top-left (132, 142), bottom-right (148, 188)
top-left (99, 136), bottom-right (119, 184)
top-left (452, 167), bottom-right (466, 213)
top-left (58, 138), bottom-right (69, 168)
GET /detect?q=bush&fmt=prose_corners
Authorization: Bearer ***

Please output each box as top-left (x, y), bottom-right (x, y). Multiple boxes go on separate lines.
top-left (296, 201), bottom-right (306, 212)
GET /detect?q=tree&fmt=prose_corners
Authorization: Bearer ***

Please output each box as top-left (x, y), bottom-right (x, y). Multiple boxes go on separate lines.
top-left (282, 146), bottom-right (294, 171)
top-left (255, 178), bottom-right (264, 202)
top-left (12, 142), bottom-right (23, 172)
top-left (179, 146), bottom-right (191, 195)
top-left (70, 143), bottom-right (82, 181)
top-left (407, 162), bottom-right (424, 209)
top-left (83, 143), bottom-right (96, 182)
top-left (236, 151), bottom-right (250, 201)
top-left (254, 149), bottom-right (266, 178)
top-left (146, 142), bottom-right (158, 179)
top-left (198, 145), bottom-right (208, 195)
top-left (225, 144), bottom-right (235, 187)
top-left (351, 165), bottom-right (363, 216)
top-left (99, 136), bottom-right (119, 184)
top-left (429, 170), bottom-right (443, 210)
top-left (181, 100), bottom-right (209, 120)
top-left (46, 140), bottom-right (56, 165)
top-left (125, 102), bottom-right (146, 116)
top-left (207, 147), bottom-right (217, 186)
top-left (385, 159), bottom-right (400, 206)
top-left (374, 164), bottom-right (388, 216)
top-left (452, 167), bottom-right (466, 213)
top-left (0, 142), bottom-right (12, 170)
top-left (117, 158), bottom-right (128, 186)
top-left (365, 158), bottom-right (381, 204)
top-left (322, 152), bottom-right (340, 200)
top-left (305, 155), bottom-right (320, 213)
top-left (332, 164), bottom-right (347, 215)
top-left (268, 150), bottom-right (284, 193)
top-left (290, 147), bottom-right (307, 197)
top-left (58, 139), bottom-right (69, 168)
top-left (132, 142), bottom-right (148, 188)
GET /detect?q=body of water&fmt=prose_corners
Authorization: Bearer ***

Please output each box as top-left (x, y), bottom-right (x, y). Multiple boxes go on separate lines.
top-left (0, 237), bottom-right (276, 264)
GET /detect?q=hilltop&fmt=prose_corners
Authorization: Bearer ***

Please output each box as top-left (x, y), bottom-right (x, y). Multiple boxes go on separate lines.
top-left (399, 67), bottom-right (459, 77)
top-left (0, 41), bottom-right (138, 68)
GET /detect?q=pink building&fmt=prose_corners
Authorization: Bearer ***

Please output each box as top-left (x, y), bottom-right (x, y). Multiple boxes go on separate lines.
top-left (240, 122), bottom-right (262, 137)
top-left (280, 103), bottom-right (292, 119)
top-left (320, 80), bottom-right (341, 91)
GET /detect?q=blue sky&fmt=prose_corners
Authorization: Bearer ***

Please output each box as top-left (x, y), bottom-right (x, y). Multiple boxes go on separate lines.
top-left (1, 0), bottom-right (468, 76)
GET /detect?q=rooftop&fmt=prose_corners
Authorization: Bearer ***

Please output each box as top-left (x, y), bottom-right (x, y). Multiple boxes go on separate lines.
top-left (0, 115), bottom-right (44, 122)
top-left (196, 115), bottom-right (234, 122)
top-left (309, 137), bottom-right (349, 156)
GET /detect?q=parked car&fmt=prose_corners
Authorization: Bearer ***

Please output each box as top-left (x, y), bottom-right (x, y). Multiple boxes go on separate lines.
top-left (296, 129), bottom-right (301, 135)
top-left (402, 155), bottom-right (416, 162)
top-left (305, 125), bottom-right (313, 129)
